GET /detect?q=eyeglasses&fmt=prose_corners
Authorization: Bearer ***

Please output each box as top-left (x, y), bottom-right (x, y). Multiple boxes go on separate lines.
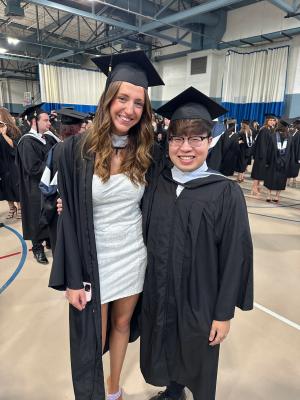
top-left (0, 121), bottom-right (7, 127)
top-left (168, 135), bottom-right (209, 147)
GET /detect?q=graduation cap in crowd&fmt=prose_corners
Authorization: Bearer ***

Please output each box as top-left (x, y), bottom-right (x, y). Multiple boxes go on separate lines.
top-left (91, 50), bottom-right (164, 90)
top-left (264, 113), bottom-right (277, 119)
top-left (292, 117), bottom-right (300, 125)
top-left (241, 119), bottom-right (250, 125)
top-left (57, 108), bottom-right (89, 125)
top-left (88, 112), bottom-right (95, 119)
top-left (19, 103), bottom-right (46, 121)
top-left (278, 119), bottom-right (290, 127)
top-left (156, 87), bottom-right (227, 122)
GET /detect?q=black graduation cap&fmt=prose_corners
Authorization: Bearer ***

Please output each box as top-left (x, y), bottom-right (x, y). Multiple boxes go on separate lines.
top-left (19, 103), bottom-right (46, 121)
top-left (241, 119), bottom-right (250, 125)
top-left (264, 113), bottom-right (277, 119)
top-left (156, 87), bottom-right (227, 122)
top-left (91, 50), bottom-right (164, 89)
top-left (278, 119), bottom-right (289, 127)
top-left (57, 108), bottom-right (89, 125)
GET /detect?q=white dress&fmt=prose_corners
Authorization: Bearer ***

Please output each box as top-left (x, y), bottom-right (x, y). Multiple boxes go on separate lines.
top-left (92, 173), bottom-right (147, 304)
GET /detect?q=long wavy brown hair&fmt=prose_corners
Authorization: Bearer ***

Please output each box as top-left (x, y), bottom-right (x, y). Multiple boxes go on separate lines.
top-left (82, 81), bottom-right (153, 184)
top-left (0, 107), bottom-right (21, 139)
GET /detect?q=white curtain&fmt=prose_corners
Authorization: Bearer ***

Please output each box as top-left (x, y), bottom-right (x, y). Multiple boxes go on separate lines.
top-left (39, 64), bottom-right (106, 106)
top-left (222, 46), bottom-right (289, 104)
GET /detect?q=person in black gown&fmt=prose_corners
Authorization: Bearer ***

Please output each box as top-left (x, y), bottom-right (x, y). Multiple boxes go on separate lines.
top-left (251, 114), bottom-right (276, 195)
top-left (264, 120), bottom-right (293, 203)
top-left (15, 104), bottom-right (59, 264)
top-left (287, 118), bottom-right (300, 186)
top-left (140, 87), bottom-right (253, 400)
top-left (49, 51), bottom-right (165, 400)
top-left (0, 107), bottom-right (21, 219)
top-left (236, 119), bottom-right (256, 182)
top-left (219, 118), bottom-right (240, 176)
top-left (40, 108), bottom-right (88, 253)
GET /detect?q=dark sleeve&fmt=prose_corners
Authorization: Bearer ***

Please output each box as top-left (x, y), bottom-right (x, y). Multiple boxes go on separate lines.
top-left (214, 182), bottom-right (253, 320)
top-left (49, 137), bottom-right (84, 291)
top-left (17, 139), bottom-right (45, 176)
top-left (265, 134), bottom-right (272, 167)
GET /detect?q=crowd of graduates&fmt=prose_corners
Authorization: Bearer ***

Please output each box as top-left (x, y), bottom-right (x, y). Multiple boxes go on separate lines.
top-left (152, 112), bottom-right (300, 202)
top-left (1, 104), bottom-right (299, 267)
top-left (0, 106), bottom-right (299, 261)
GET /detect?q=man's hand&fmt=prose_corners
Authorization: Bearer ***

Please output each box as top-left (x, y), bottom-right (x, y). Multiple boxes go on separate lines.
top-left (66, 288), bottom-right (87, 311)
top-left (209, 320), bottom-right (230, 346)
top-left (57, 197), bottom-right (63, 215)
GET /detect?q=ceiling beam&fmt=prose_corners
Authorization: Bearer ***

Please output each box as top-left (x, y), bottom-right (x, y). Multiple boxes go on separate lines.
top-left (140, 0), bottom-right (241, 33)
top-left (26, 0), bottom-right (139, 32)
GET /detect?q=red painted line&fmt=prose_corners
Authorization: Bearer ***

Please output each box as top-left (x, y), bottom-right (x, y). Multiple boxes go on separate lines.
top-left (0, 248), bottom-right (32, 260)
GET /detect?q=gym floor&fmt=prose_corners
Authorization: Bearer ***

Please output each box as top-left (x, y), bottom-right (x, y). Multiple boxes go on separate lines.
top-left (0, 174), bottom-right (299, 400)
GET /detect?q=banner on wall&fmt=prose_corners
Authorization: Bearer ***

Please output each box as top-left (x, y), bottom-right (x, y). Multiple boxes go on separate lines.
top-left (221, 46), bottom-right (289, 125)
top-left (39, 64), bottom-right (106, 113)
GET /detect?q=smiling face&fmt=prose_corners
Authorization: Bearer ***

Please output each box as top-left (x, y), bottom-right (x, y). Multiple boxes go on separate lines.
top-left (109, 81), bottom-right (145, 135)
top-left (168, 119), bottom-right (212, 172)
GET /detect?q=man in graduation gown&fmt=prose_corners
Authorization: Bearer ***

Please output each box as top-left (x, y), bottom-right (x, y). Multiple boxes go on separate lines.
top-left (16, 103), bottom-right (59, 264)
top-left (40, 108), bottom-right (88, 252)
top-left (140, 87), bottom-right (253, 400)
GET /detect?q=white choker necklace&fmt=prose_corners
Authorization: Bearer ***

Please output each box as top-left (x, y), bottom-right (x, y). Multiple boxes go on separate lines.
top-left (112, 134), bottom-right (128, 148)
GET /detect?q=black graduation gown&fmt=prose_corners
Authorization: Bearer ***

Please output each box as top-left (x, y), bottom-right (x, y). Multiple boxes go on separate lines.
top-left (15, 132), bottom-right (53, 241)
top-left (236, 131), bottom-right (255, 173)
top-left (206, 134), bottom-right (224, 171)
top-left (251, 127), bottom-right (272, 180)
top-left (140, 167), bottom-right (253, 400)
top-left (264, 132), bottom-right (292, 191)
top-left (287, 130), bottom-right (300, 178)
top-left (49, 135), bottom-right (143, 400)
top-left (40, 142), bottom-right (63, 252)
top-left (219, 130), bottom-right (240, 176)
top-left (0, 134), bottom-right (20, 202)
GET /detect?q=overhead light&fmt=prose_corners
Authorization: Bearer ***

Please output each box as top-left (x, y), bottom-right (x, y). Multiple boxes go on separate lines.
top-left (0, 48), bottom-right (8, 54)
top-left (7, 37), bottom-right (20, 45)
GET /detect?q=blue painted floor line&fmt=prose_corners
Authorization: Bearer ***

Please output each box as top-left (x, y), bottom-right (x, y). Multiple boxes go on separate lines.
top-left (0, 225), bottom-right (28, 294)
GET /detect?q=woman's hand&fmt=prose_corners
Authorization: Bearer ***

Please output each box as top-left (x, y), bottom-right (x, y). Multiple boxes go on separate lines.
top-left (66, 288), bottom-right (87, 311)
top-left (209, 320), bottom-right (230, 346)
top-left (57, 197), bottom-right (63, 215)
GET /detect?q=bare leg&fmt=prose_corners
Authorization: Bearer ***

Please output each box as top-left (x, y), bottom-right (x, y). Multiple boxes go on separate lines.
top-left (266, 190), bottom-right (271, 201)
top-left (252, 180), bottom-right (259, 195)
top-left (101, 303), bottom-right (108, 352)
top-left (108, 294), bottom-right (140, 394)
top-left (275, 190), bottom-right (281, 202)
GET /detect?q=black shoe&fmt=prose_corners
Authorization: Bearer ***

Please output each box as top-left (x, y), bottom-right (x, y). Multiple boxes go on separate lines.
top-left (45, 241), bottom-right (51, 250)
top-left (149, 390), bottom-right (186, 400)
top-left (33, 251), bottom-right (49, 264)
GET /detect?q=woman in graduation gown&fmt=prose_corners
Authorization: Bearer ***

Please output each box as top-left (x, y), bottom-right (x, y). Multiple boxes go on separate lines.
top-left (264, 120), bottom-right (293, 202)
top-left (0, 107), bottom-right (21, 218)
top-left (140, 87), bottom-right (253, 400)
top-left (251, 115), bottom-right (276, 195)
top-left (287, 119), bottom-right (300, 186)
top-left (49, 51), bottom-right (164, 400)
top-left (219, 119), bottom-right (240, 176)
top-left (236, 120), bottom-right (255, 182)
